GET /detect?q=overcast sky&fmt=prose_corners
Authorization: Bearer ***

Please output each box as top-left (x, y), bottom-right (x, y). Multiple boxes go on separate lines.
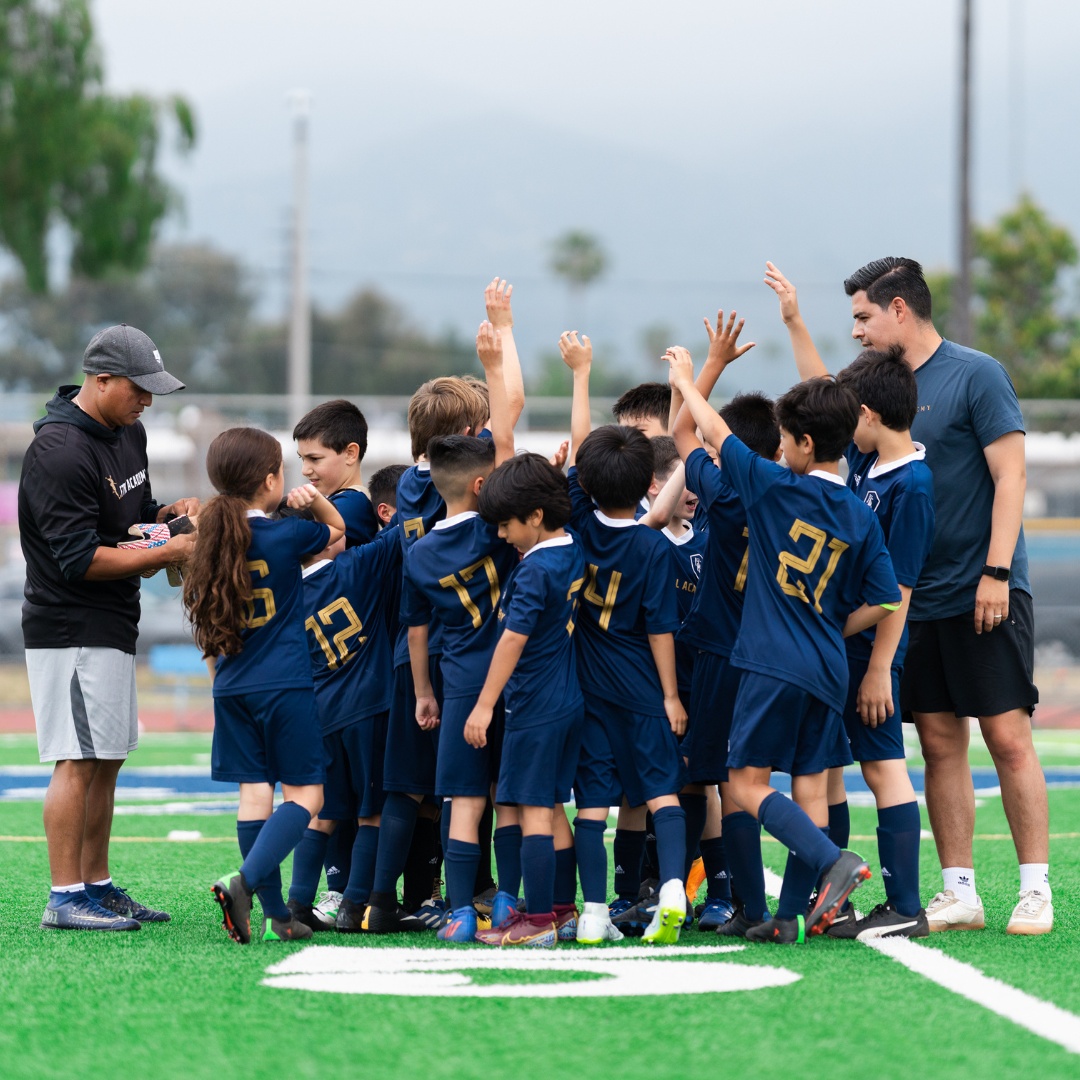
top-left (86, 0), bottom-right (1080, 391)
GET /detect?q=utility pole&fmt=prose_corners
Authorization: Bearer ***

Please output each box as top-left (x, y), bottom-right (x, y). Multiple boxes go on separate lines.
top-left (952, 0), bottom-right (974, 346)
top-left (287, 90), bottom-right (312, 443)
top-left (1009, 0), bottom-right (1025, 197)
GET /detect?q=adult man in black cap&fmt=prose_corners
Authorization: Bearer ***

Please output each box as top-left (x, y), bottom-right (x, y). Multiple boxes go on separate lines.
top-left (19, 324), bottom-right (199, 931)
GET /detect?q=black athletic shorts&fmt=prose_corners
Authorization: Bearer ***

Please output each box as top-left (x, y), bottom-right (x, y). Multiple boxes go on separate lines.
top-left (900, 589), bottom-right (1038, 721)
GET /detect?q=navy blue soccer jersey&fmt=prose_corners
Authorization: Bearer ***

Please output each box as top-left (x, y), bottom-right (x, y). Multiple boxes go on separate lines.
top-left (719, 436), bottom-right (900, 715)
top-left (212, 513), bottom-right (330, 698)
top-left (678, 447), bottom-right (749, 658)
top-left (568, 468), bottom-right (682, 717)
top-left (844, 443), bottom-right (935, 667)
top-left (301, 524), bottom-right (402, 734)
top-left (401, 511), bottom-right (519, 700)
top-left (498, 535), bottom-right (586, 727)
top-left (659, 523), bottom-right (708, 694)
top-left (329, 487), bottom-right (379, 548)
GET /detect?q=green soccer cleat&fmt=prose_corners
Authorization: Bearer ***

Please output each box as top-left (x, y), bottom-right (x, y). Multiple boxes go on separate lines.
top-left (262, 913), bottom-right (314, 942)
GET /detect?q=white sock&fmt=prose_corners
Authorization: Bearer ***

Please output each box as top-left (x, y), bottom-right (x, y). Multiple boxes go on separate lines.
top-left (942, 867), bottom-right (978, 905)
top-left (89, 877), bottom-right (112, 888)
top-left (51, 883), bottom-right (85, 894)
top-left (1019, 863), bottom-right (1050, 898)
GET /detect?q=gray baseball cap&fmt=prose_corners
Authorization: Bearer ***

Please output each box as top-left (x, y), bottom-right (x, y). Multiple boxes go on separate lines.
top-left (83, 323), bottom-right (186, 395)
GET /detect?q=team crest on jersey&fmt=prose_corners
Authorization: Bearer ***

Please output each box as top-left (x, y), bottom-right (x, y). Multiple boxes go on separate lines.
top-left (689, 553), bottom-right (703, 579)
top-left (863, 490), bottom-right (881, 512)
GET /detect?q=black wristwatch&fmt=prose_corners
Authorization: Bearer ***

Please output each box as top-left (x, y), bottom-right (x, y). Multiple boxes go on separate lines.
top-left (981, 564), bottom-right (1011, 582)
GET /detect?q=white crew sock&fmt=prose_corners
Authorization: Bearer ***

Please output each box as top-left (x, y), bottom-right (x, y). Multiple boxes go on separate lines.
top-left (1019, 863), bottom-right (1050, 898)
top-left (942, 867), bottom-right (978, 906)
top-left (50, 882), bottom-right (85, 894)
top-left (89, 877), bottom-right (112, 888)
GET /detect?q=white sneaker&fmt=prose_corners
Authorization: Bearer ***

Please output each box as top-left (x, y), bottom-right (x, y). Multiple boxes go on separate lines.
top-left (642, 878), bottom-right (686, 945)
top-left (576, 902), bottom-right (624, 944)
top-left (1006, 889), bottom-right (1053, 935)
top-left (925, 889), bottom-right (985, 932)
top-left (312, 890), bottom-right (343, 928)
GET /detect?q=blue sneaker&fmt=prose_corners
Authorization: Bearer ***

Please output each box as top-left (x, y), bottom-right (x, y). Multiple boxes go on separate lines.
top-left (414, 897), bottom-right (448, 929)
top-left (697, 898), bottom-right (736, 931)
top-left (41, 892), bottom-right (140, 932)
top-left (608, 898), bottom-right (635, 919)
top-left (437, 905), bottom-right (478, 943)
top-left (489, 890), bottom-right (520, 929)
top-left (93, 885), bottom-right (171, 923)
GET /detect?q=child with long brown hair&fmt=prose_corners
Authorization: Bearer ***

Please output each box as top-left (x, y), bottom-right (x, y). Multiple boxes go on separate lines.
top-left (183, 427), bottom-right (345, 944)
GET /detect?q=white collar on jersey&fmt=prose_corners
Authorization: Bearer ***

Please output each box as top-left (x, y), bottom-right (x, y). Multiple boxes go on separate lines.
top-left (522, 534), bottom-right (574, 559)
top-left (594, 509), bottom-right (638, 528)
top-left (867, 442), bottom-right (927, 479)
top-left (662, 524), bottom-right (696, 546)
top-left (434, 510), bottom-right (479, 530)
top-left (245, 509), bottom-right (268, 518)
top-left (808, 469), bottom-right (845, 486)
top-left (302, 559), bottom-right (332, 579)
top-left (416, 461), bottom-right (430, 473)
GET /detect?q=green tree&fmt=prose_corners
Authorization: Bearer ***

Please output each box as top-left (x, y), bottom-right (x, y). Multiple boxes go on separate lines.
top-left (0, 0), bottom-right (195, 293)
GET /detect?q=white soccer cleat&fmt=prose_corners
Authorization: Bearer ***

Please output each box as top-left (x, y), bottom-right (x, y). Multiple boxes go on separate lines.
top-left (642, 878), bottom-right (687, 945)
top-left (925, 890), bottom-right (985, 932)
top-left (1006, 889), bottom-right (1053, 935)
top-left (576, 902), bottom-right (625, 944)
top-left (312, 889), bottom-right (344, 928)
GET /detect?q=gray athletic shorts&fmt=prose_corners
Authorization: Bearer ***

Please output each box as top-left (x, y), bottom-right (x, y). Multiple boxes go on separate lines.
top-left (26, 647), bottom-right (138, 762)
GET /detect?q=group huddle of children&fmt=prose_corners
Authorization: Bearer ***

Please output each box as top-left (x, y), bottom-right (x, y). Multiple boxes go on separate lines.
top-left (183, 269), bottom-right (934, 949)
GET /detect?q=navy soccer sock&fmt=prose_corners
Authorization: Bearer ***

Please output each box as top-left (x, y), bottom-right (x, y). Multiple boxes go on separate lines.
top-left (776, 828), bottom-right (830, 920)
top-left (643, 813), bottom-right (659, 880)
top-left (370, 792), bottom-right (420, 905)
top-left (402, 815), bottom-right (437, 911)
top-left (651, 805), bottom-right (687, 886)
top-left (344, 824), bottom-right (381, 905)
top-left (324, 818), bottom-right (356, 894)
top-left (723, 811), bottom-right (768, 921)
top-left (679, 794), bottom-right (708, 879)
top-left (612, 829), bottom-right (646, 899)
top-left (700, 835), bottom-right (732, 903)
top-left (877, 801), bottom-right (922, 917)
top-left (440, 800), bottom-right (452, 872)
top-left (237, 819), bottom-right (284, 916)
top-left (521, 834), bottom-right (556, 919)
top-left (554, 846), bottom-right (577, 906)
top-left (239, 802), bottom-right (311, 920)
top-left (758, 791), bottom-right (841, 877)
top-left (829, 800), bottom-right (851, 849)
top-left (444, 839), bottom-right (481, 912)
top-left (493, 824), bottom-right (523, 896)
top-left (287, 827), bottom-right (329, 905)
top-left (573, 818), bottom-right (608, 904)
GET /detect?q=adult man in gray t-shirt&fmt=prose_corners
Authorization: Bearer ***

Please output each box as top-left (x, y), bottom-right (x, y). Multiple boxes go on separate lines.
top-left (842, 258), bottom-right (1051, 936)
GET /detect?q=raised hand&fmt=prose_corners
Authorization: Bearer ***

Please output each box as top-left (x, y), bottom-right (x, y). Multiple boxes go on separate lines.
top-left (475, 320), bottom-right (503, 371)
top-left (559, 331), bottom-right (592, 372)
top-left (704, 310), bottom-right (755, 369)
top-left (663, 345), bottom-right (695, 391)
top-left (763, 262), bottom-right (803, 324)
top-left (485, 277), bottom-right (514, 330)
top-left (549, 439), bottom-right (569, 470)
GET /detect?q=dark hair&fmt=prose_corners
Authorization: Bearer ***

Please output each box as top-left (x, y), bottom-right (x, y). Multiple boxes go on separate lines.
top-left (835, 344), bottom-right (917, 431)
top-left (427, 434), bottom-right (496, 502)
top-left (719, 392), bottom-right (781, 460)
top-left (774, 378), bottom-right (860, 464)
top-left (576, 425), bottom-right (654, 510)
top-left (650, 435), bottom-right (679, 482)
top-left (369, 463), bottom-right (408, 511)
top-left (612, 382), bottom-right (671, 426)
top-left (843, 257), bottom-right (933, 322)
top-left (182, 427), bottom-right (283, 659)
top-left (292, 398), bottom-right (368, 460)
top-left (478, 453), bottom-right (572, 529)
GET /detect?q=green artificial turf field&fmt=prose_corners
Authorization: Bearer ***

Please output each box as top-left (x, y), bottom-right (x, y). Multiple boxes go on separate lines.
top-left (2, 733), bottom-right (1078, 1080)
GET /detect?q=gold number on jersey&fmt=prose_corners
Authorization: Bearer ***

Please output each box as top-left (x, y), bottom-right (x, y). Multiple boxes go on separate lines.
top-left (583, 563), bottom-right (621, 632)
top-left (305, 597), bottom-right (366, 670)
top-left (775, 519), bottom-right (850, 614)
top-left (734, 526), bottom-right (750, 593)
top-left (439, 556), bottom-right (500, 629)
top-left (403, 517), bottom-right (425, 541)
top-left (244, 560), bottom-right (276, 629)
top-left (566, 575), bottom-right (584, 635)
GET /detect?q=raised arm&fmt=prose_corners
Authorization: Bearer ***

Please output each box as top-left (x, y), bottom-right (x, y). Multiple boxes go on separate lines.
top-left (763, 262), bottom-right (828, 380)
top-left (639, 463), bottom-right (686, 530)
top-left (475, 320), bottom-right (514, 466)
top-left (285, 484), bottom-right (346, 546)
top-left (559, 331), bottom-right (593, 468)
top-left (665, 346), bottom-right (734, 451)
top-left (485, 277), bottom-right (525, 426)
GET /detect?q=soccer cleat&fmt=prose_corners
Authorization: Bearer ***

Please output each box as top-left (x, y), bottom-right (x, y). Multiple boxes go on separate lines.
top-left (827, 901), bottom-right (929, 940)
top-left (94, 885), bottom-right (170, 923)
top-left (685, 856), bottom-right (706, 903)
top-left (577, 902), bottom-right (625, 944)
top-left (473, 886), bottom-right (498, 916)
top-left (211, 870), bottom-right (253, 945)
top-left (642, 878), bottom-right (687, 945)
top-left (287, 898), bottom-right (332, 933)
top-left (611, 897), bottom-right (653, 938)
top-left (608, 898), bottom-right (634, 919)
top-left (806, 851), bottom-right (871, 936)
top-left (746, 916), bottom-right (805, 944)
top-left (262, 913), bottom-right (314, 942)
top-left (925, 890), bottom-right (985, 932)
top-left (312, 889), bottom-right (343, 928)
top-left (1006, 890), bottom-right (1053, 936)
top-left (475, 911), bottom-right (558, 947)
top-left (361, 901), bottom-right (428, 934)
top-left (489, 890), bottom-right (520, 930)
top-left (437, 905), bottom-right (479, 943)
top-left (41, 893), bottom-right (141, 932)
top-left (696, 898), bottom-right (736, 931)
top-left (715, 906), bottom-right (770, 938)
top-left (553, 903), bottom-right (579, 941)
top-left (333, 897), bottom-right (368, 933)
top-left (413, 897), bottom-right (448, 929)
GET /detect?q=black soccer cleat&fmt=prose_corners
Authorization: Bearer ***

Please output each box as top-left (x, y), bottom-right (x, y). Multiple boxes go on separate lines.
top-left (827, 901), bottom-right (930, 940)
top-left (360, 901), bottom-right (428, 934)
top-left (806, 851), bottom-right (872, 936)
top-left (334, 897), bottom-right (368, 934)
top-left (262, 914), bottom-right (314, 942)
top-left (211, 870), bottom-right (253, 945)
top-left (714, 905), bottom-right (770, 939)
top-left (95, 885), bottom-right (171, 923)
top-left (287, 898), bottom-right (332, 933)
top-left (745, 916), bottom-right (806, 944)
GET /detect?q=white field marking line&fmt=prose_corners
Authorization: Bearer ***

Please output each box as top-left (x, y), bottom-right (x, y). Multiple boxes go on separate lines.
top-left (762, 866), bottom-right (1080, 1055)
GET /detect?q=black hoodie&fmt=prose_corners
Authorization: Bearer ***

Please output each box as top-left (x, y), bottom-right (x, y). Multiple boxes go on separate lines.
top-left (18, 386), bottom-right (164, 653)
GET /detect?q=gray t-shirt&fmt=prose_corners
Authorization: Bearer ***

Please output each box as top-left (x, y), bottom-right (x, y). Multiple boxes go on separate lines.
top-left (908, 338), bottom-right (1030, 621)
